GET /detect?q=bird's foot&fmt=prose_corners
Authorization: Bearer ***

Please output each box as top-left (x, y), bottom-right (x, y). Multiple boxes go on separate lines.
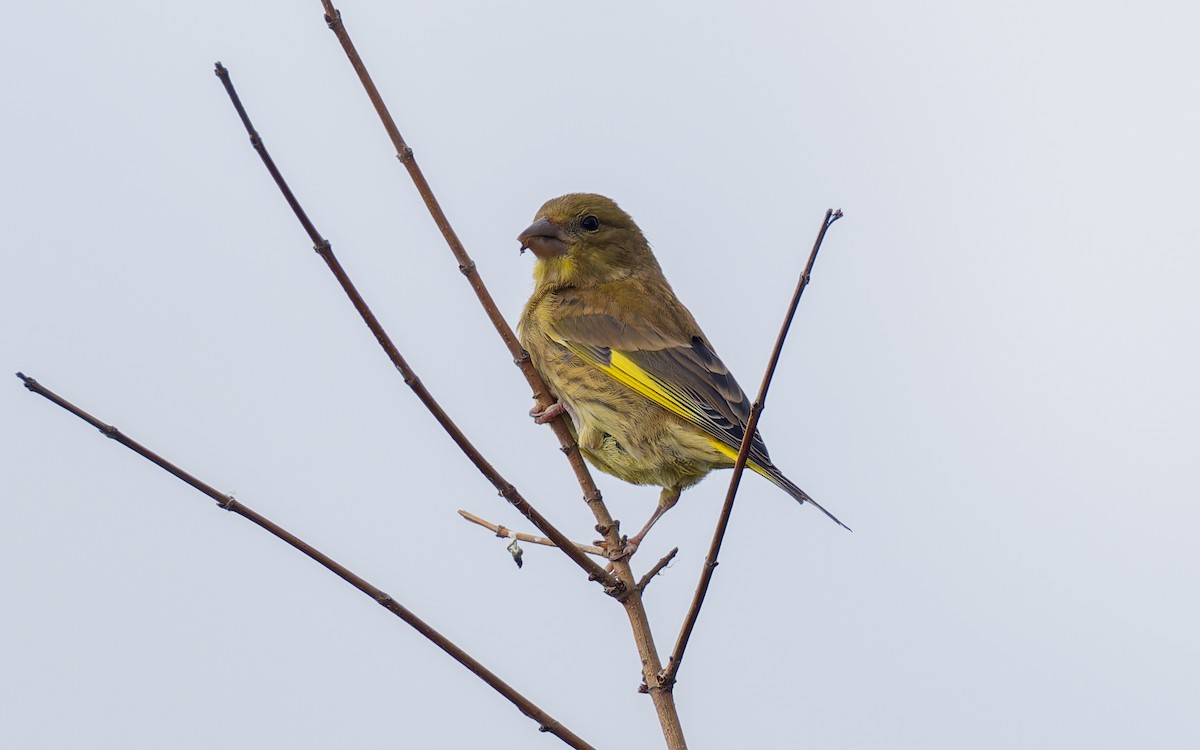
top-left (596, 534), bottom-right (640, 563)
top-left (529, 400), bottom-right (566, 424)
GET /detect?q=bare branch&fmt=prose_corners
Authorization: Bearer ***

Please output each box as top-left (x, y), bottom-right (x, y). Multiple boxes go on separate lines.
top-left (15, 373), bottom-right (596, 750)
top-left (314, 6), bottom-right (685, 746)
top-left (661, 209), bottom-right (843, 688)
top-left (211, 61), bottom-right (617, 592)
top-left (458, 509), bottom-right (606, 557)
top-left (316, 3), bottom-right (622, 561)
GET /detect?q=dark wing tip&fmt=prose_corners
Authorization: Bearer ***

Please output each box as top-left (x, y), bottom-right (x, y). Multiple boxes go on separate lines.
top-left (768, 467), bottom-right (852, 531)
top-left (806, 496), bottom-right (852, 532)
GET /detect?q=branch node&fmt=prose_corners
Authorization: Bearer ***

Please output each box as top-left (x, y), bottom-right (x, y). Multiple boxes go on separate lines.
top-left (324, 10), bottom-right (341, 30)
top-left (396, 147), bottom-right (414, 164)
top-left (498, 485), bottom-right (520, 507)
top-left (513, 349), bottom-right (531, 366)
top-left (458, 261), bottom-right (476, 276)
top-left (603, 580), bottom-right (628, 599)
top-left (314, 239), bottom-right (332, 257)
top-left (658, 670), bottom-right (677, 691)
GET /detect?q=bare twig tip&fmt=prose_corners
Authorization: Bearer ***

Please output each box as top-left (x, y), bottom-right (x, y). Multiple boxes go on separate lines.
top-left (636, 547), bottom-right (679, 592)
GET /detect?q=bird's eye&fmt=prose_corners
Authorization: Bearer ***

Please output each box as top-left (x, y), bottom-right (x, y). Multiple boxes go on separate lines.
top-left (580, 215), bottom-right (600, 232)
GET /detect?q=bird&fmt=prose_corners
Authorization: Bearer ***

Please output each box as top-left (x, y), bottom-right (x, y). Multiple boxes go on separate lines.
top-left (516, 193), bottom-right (846, 555)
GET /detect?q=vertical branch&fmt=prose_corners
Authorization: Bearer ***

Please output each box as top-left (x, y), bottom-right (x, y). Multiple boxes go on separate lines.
top-left (315, 4), bottom-right (685, 747)
top-left (16, 373), bottom-right (596, 750)
top-left (661, 209), bottom-right (842, 687)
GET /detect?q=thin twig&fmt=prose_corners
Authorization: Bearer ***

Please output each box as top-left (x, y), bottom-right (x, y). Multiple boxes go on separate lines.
top-left (636, 548), bottom-right (680, 593)
top-left (661, 209), bottom-right (842, 688)
top-left (314, 7), bottom-right (684, 748)
top-left (212, 61), bottom-right (616, 592)
top-left (15, 373), bottom-right (596, 750)
top-left (458, 510), bottom-right (606, 557)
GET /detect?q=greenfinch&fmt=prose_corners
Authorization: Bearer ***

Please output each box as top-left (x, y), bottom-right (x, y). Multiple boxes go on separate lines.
top-left (517, 193), bottom-right (846, 552)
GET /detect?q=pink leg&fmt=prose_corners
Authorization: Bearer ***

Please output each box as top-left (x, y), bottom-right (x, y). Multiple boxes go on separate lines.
top-left (530, 400), bottom-right (566, 424)
top-left (618, 486), bottom-right (682, 559)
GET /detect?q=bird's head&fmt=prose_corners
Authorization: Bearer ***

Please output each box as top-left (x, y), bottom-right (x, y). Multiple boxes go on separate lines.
top-left (518, 193), bottom-right (663, 288)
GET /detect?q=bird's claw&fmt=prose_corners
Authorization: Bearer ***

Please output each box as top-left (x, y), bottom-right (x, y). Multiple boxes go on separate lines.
top-left (529, 400), bottom-right (566, 424)
top-left (595, 535), bottom-right (639, 563)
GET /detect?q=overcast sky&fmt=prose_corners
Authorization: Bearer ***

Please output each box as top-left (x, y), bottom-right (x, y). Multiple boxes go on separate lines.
top-left (4, 2), bottom-right (1198, 748)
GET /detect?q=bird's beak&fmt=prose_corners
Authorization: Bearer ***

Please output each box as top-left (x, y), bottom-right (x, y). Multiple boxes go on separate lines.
top-left (518, 217), bottom-right (569, 259)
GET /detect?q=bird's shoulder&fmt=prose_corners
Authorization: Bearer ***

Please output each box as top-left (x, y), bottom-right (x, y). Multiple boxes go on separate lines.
top-left (544, 277), bottom-right (703, 352)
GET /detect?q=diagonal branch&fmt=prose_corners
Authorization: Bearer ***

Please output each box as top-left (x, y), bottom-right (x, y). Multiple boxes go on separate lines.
top-left (315, 5), bottom-right (684, 747)
top-left (15, 373), bottom-right (596, 750)
top-left (316, 2), bottom-right (622, 563)
top-left (661, 209), bottom-right (843, 687)
top-left (212, 61), bottom-right (616, 592)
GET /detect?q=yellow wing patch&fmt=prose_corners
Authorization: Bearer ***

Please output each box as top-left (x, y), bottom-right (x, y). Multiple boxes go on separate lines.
top-left (703, 435), bottom-right (771, 479)
top-left (571, 344), bottom-right (773, 480)
top-left (601, 350), bottom-right (694, 420)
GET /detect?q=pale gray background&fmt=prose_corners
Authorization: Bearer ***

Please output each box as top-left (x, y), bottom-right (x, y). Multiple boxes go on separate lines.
top-left (3, 2), bottom-right (1197, 748)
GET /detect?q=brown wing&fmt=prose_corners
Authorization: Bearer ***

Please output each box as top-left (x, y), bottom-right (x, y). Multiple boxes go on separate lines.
top-left (546, 288), bottom-right (774, 466)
